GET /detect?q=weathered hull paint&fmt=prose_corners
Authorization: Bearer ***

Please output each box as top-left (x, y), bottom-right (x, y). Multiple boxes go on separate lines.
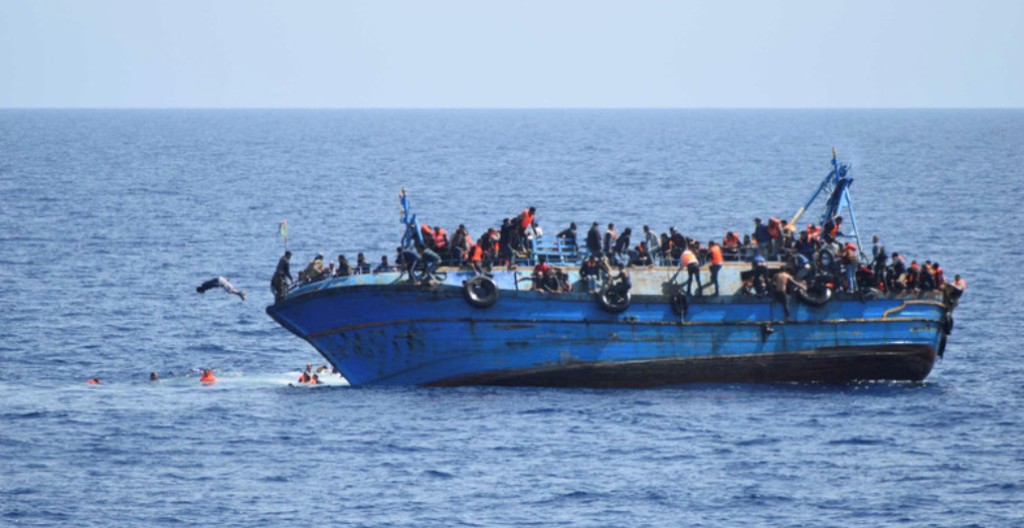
top-left (266, 268), bottom-right (948, 387)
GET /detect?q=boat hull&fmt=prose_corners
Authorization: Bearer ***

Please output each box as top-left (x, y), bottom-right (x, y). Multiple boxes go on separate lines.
top-left (266, 271), bottom-right (947, 387)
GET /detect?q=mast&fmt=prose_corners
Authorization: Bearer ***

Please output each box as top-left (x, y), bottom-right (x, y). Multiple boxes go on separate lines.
top-left (790, 149), bottom-right (868, 261)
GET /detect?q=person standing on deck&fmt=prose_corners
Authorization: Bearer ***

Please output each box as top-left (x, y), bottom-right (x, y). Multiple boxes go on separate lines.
top-left (643, 226), bottom-right (660, 265)
top-left (271, 250), bottom-right (292, 301)
top-left (681, 246), bottom-right (702, 296)
top-left (753, 218), bottom-right (771, 260)
top-left (706, 242), bottom-right (724, 296)
top-left (586, 222), bottom-right (602, 258)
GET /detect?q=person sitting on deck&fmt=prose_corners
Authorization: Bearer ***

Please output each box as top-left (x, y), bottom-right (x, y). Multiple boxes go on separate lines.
top-left (355, 253), bottom-right (371, 275)
top-left (631, 241), bottom-right (653, 268)
top-left (772, 267), bottom-right (806, 321)
top-left (373, 256), bottom-right (392, 274)
top-left (532, 255), bottom-right (552, 290)
top-left (579, 255), bottom-right (603, 294)
top-left (336, 255), bottom-right (353, 277)
top-left (681, 245), bottom-right (702, 296)
top-left (298, 254), bottom-right (325, 283)
top-left (538, 268), bottom-right (563, 294)
top-left (609, 267), bottom-right (632, 299)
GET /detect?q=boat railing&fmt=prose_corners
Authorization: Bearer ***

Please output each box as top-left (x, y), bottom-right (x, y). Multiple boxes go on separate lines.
top-left (528, 236), bottom-right (582, 266)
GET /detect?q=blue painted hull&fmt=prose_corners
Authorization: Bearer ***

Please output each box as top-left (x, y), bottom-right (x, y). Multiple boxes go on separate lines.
top-left (266, 269), bottom-right (948, 387)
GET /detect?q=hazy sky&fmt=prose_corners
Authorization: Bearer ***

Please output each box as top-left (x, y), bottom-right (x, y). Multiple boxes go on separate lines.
top-left (1, 0), bottom-right (1021, 108)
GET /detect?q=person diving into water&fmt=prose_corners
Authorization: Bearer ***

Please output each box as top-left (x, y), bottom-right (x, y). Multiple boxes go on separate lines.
top-left (196, 276), bottom-right (246, 300)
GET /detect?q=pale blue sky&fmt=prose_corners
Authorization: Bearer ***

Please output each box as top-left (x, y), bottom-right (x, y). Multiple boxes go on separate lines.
top-left (1, 0), bottom-right (1021, 108)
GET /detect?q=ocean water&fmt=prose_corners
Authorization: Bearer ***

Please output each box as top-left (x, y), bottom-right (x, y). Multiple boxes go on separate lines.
top-left (1, 109), bottom-right (1022, 527)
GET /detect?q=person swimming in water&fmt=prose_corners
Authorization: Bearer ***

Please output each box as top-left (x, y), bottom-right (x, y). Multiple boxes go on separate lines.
top-left (199, 369), bottom-right (216, 383)
top-left (86, 378), bottom-right (101, 385)
top-left (196, 276), bottom-right (246, 300)
top-left (149, 372), bottom-right (159, 382)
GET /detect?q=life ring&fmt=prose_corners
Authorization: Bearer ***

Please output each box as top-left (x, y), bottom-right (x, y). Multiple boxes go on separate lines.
top-left (796, 281), bottom-right (833, 307)
top-left (598, 288), bottom-right (631, 313)
top-left (670, 292), bottom-right (688, 316)
top-left (463, 276), bottom-right (499, 308)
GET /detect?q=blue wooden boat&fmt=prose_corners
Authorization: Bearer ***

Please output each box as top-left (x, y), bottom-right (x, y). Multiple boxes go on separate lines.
top-left (266, 152), bottom-right (958, 387)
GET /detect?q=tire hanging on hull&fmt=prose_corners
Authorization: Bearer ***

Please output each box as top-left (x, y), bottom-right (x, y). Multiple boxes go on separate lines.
top-left (463, 276), bottom-right (499, 308)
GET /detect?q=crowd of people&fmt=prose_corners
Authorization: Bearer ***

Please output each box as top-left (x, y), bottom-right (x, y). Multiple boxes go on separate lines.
top-left (270, 206), bottom-right (966, 304)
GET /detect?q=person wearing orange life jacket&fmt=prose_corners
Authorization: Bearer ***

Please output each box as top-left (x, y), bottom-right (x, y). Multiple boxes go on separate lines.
top-left (823, 216), bottom-right (843, 244)
top-left (905, 261), bottom-right (920, 291)
top-left (932, 262), bottom-right (945, 288)
top-left (86, 378), bottom-right (101, 385)
top-left (467, 239), bottom-right (484, 275)
top-left (806, 223), bottom-right (821, 242)
top-left (707, 242), bottom-right (724, 296)
top-left (200, 369), bottom-right (216, 383)
top-left (680, 246), bottom-right (702, 296)
top-left (766, 217), bottom-right (782, 259)
top-left (723, 232), bottom-right (740, 260)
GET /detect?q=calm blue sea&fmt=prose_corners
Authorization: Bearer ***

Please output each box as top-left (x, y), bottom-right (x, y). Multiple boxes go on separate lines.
top-left (1, 110), bottom-right (1022, 527)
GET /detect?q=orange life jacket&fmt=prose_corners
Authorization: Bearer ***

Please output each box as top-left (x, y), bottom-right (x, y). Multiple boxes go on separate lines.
top-left (298, 373), bottom-right (310, 383)
top-left (710, 246), bottom-right (724, 265)
top-left (200, 371), bottom-right (216, 383)
top-left (470, 245), bottom-right (483, 263)
top-left (520, 210), bottom-right (534, 230)
top-left (682, 250), bottom-right (697, 267)
top-left (723, 234), bottom-right (739, 247)
top-left (433, 228), bottom-right (448, 249)
top-left (87, 379), bottom-right (100, 385)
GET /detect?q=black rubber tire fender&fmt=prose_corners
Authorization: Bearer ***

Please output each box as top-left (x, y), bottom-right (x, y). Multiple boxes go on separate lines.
top-left (796, 282), bottom-right (833, 307)
top-left (598, 289), bottom-right (631, 314)
top-left (463, 276), bottom-right (499, 308)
